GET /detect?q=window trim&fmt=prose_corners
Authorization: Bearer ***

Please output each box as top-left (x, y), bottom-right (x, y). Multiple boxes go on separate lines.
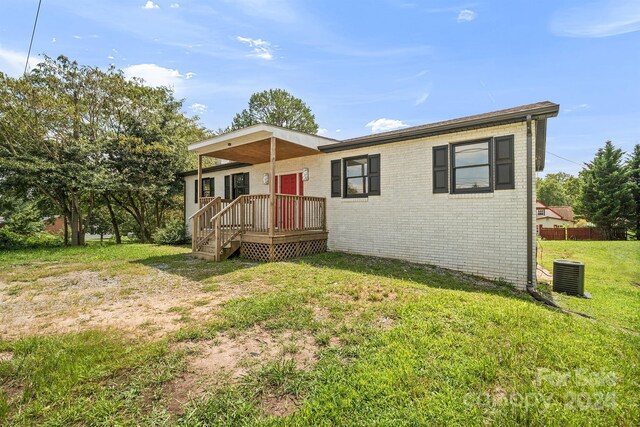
top-left (450, 138), bottom-right (493, 194)
top-left (342, 155), bottom-right (370, 198)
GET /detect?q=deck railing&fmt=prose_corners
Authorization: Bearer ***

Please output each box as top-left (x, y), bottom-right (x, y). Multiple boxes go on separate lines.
top-left (192, 194), bottom-right (326, 258)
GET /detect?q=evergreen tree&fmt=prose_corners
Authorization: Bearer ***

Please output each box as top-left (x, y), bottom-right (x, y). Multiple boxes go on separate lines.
top-left (578, 141), bottom-right (634, 238)
top-left (628, 144), bottom-right (640, 239)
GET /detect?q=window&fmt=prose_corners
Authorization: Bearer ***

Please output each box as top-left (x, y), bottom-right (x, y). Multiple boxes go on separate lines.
top-left (338, 154), bottom-right (380, 198)
top-left (201, 178), bottom-right (214, 198)
top-left (433, 135), bottom-right (515, 195)
top-left (225, 172), bottom-right (250, 199)
top-left (345, 156), bottom-right (367, 196)
top-left (537, 208), bottom-right (545, 216)
top-left (451, 140), bottom-right (492, 193)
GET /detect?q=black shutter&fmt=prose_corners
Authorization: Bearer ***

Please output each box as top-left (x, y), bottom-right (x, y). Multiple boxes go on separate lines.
top-left (210, 177), bottom-right (215, 197)
top-left (244, 172), bottom-right (250, 195)
top-left (433, 145), bottom-right (448, 193)
top-left (494, 135), bottom-right (515, 190)
top-left (224, 175), bottom-right (231, 199)
top-left (194, 180), bottom-right (198, 203)
top-left (368, 154), bottom-right (381, 196)
top-left (330, 159), bottom-right (341, 197)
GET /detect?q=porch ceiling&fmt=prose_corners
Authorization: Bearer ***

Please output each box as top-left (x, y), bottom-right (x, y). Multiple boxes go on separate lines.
top-left (202, 138), bottom-right (320, 164)
top-left (188, 123), bottom-right (337, 165)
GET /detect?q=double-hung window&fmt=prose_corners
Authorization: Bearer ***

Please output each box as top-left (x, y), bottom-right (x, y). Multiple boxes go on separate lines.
top-left (432, 135), bottom-right (514, 194)
top-left (332, 154), bottom-right (380, 198)
top-left (344, 156), bottom-right (368, 196)
top-left (451, 140), bottom-right (492, 193)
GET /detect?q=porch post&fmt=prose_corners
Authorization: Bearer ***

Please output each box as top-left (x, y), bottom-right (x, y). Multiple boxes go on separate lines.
top-left (269, 136), bottom-right (276, 238)
top-left (197, 154), bottom-right (202, 206)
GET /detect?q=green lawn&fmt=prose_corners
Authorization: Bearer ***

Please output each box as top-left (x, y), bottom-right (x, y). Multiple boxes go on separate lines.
top-left (1, 242), bottom-right (639, 426)
top-left (539, 240), bottom-right (640, 332)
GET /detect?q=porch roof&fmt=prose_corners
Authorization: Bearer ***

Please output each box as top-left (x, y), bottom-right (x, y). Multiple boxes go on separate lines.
top-left (188, 124), bottom-right (338, 164)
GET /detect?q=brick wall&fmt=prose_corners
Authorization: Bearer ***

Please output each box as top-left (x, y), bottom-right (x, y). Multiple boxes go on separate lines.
top-left (184, 121), bottom-right (537, 289)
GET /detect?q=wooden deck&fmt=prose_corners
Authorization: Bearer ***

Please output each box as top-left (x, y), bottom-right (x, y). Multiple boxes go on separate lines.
top-left (190, 194), bottom-right (327, 262)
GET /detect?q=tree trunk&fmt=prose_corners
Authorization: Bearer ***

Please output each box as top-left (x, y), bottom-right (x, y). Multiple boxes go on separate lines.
top-left (71, 193), bottom-right (80, 246)
top-left (105, 196), bottom-right (121, 244)
top-left (63, 214), bottom-right (69, 246)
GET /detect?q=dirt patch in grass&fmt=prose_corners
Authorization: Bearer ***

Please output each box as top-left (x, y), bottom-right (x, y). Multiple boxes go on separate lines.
top-left (163, 327), bottom-right (318, 416)
top-left (0, 269), bottom-right (266, 340)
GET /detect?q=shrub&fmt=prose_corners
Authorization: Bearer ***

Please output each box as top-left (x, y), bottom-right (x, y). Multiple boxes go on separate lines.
top-left (152, 219), bottom-right (186, 245)
top-left (0, 229), bottom-right (62, 250)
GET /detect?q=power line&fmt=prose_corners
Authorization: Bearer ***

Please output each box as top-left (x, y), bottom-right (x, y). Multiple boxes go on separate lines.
top-left (24, 0), bottom-right (43, 75)
top-left (546, 151), bottom-right (584, 167)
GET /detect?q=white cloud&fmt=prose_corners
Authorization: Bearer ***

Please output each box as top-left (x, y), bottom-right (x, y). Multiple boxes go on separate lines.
top-left (564, 103), bottom-right (590, 113)
top-left (415, 91), bottom-right (430, 105)
top-left (335, 129), bottom-right (342, 133)
top-left (366, 118), bottom-right (408, 133)
top-left (236, 36), bottom-right (274, 60)
top-left (457, 9), bottom-right (477, 23)
top-left (189, 103), bottom-right (207, 114)
top-left (143, 1), bottom-right (160, 9)
top-left (170, 3), bottom-right (180, 8)
top-left (123, 63), bottom-right (183, 88)
top-left (185, 72), bottom-right (196, 79)
top-left (551, 1), bottom-right (640, 37)
top-left (51, 37), bottom-right (57, 43)
top-left (73, 35), bottom-right (82, 39)
top-left (107, 55), bottom-right (115, 60)
top-left (0, 47), bottom-right (40, 77)
top-left (317, 128), bottom-right (328, 136)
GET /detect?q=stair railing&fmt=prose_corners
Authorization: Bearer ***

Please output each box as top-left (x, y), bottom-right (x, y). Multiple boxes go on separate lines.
top-left (189, 196), bottom-right (221, 252)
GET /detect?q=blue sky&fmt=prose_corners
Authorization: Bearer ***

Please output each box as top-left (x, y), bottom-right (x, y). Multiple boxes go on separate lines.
top-left (1, 0), bottom-right (639, 175)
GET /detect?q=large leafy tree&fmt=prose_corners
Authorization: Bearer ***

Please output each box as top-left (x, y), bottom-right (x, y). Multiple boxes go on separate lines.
top-left (577, 141), bottom-right (634, 238)
top-left (537, 172), bottom-right (582, 207)
top-left (628, 144), bottom-right (640, 239)
top-left (0, 55), bottom-right (209, 245)
top-left (229, 88), bottom-right (319, 134)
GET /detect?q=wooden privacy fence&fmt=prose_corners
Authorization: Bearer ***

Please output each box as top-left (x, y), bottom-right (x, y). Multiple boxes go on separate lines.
top-left (539, 226), bottom-right (626, 241)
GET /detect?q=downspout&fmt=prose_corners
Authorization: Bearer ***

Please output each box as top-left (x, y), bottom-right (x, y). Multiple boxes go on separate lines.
top-left (525, 115), bottom-right (561, 308)
top-left (526, 115), bottom-right (533, 289)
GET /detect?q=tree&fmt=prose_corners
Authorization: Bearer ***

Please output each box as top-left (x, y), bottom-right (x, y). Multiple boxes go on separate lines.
top-left (537, 172), bottom-right (582, 207)
top-left (628, 144), bottom-right (640, 239)
top-left (578, 141), bottom-right (634, 238)
top-left (0, 55), bottom-right (210, 245)
top-left (229, 89), bottom-right (319, 134)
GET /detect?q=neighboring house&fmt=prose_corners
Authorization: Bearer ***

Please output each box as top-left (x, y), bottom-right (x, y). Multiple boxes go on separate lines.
top-left (536, 201), bottom-right (575, 230)
top-left (43, 216), bottom-right (65, 235)
top-left (181, 101), bottom-right (559, 289)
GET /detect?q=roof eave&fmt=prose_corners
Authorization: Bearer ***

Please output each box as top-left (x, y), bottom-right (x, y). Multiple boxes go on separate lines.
top-left (319, 103), bottom-right (559, 153)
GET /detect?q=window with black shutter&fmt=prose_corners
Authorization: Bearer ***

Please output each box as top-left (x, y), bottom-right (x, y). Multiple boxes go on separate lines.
top-left (341, 154), bottom-right (381, 198)
top-left (201, 178), bottom-right (214, 197)
top-left (330, 160), bottom-right (341, 197)
top-left (432, 145), bottom-right (448, 193)
top-left (225, 173), bottom-right (250, 199)
top-left (494, 135), bottom-right (515, 190)
top-left (451, 139), bottom-right (492, 193)
top-left (224, 175), bottom-right (231, 199)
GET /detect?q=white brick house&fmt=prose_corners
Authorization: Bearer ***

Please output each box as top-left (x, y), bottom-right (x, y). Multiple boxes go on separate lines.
top-left (182, 102), bottom-right (559, 289)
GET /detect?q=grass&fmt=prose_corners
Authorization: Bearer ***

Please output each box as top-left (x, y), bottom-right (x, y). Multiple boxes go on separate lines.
top-left (538, 240), bottom-right (640, 332)
top-left (1, 242), bottom-right (639, 425)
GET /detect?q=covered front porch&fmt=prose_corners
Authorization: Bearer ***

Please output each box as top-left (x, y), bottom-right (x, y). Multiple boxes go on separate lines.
top-left (187, 125), bottom-right (330, 262)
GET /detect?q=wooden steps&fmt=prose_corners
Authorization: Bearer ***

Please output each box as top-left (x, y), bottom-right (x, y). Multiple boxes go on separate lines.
top-left (195, 238), bottom-right (240, 261)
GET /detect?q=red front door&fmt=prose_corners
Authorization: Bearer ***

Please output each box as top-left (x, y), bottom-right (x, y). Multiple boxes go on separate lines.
top-left (277, 173), bottom-right (303, 229)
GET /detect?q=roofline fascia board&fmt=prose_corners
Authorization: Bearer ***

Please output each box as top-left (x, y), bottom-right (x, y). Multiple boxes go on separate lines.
top-left (178, 162), bottom-right (252, 177)
top-left (319, 105), bottom-right (559, 153)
